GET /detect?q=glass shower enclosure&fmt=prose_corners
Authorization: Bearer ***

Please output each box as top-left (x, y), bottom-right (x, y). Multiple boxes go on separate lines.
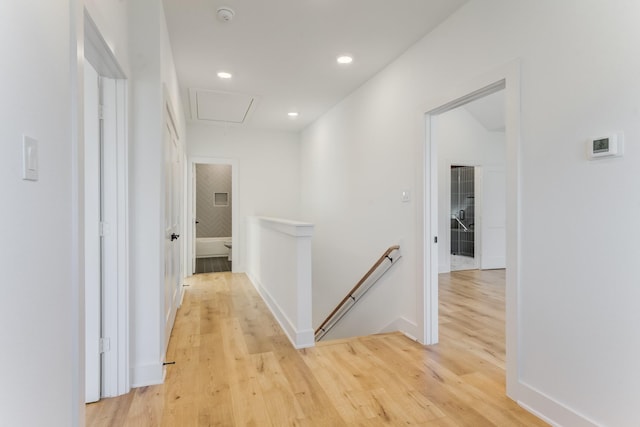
top-left (451, 166), bottom-right (475, 258)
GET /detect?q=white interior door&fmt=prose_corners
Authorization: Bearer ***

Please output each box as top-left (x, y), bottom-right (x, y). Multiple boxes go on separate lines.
top-left (163, 111), bottom-right (182, 350)
top-left (164, 122), bottom-right (173, 345)
top-left (480, 166), bottom-right (506, 269)
top-left (192, 163), bottom-right (197, 274)
top-left (84, 60), bottom-right (101, 403)
top-left (172, 134), bottom-right (182, 297)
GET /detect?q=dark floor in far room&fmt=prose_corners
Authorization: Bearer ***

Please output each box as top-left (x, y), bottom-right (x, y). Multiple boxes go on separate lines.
top-left (195, 257), bottom-right (232, 274)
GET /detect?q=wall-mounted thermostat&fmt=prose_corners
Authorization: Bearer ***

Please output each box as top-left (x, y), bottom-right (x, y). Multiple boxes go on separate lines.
top-left (587, 133), bottom-right (623, 160)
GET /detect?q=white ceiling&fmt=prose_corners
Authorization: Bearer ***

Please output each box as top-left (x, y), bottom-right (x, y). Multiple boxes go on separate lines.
top-left (162, 0), bottom-right (469, 132)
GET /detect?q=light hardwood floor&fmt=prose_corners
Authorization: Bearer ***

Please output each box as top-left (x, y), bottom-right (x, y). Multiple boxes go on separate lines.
top-left (86, 270), bottom-right (547, 426)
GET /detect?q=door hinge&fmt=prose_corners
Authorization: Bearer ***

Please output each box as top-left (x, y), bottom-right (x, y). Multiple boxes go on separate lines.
top-left (99, 221), bottom-right (110, 236)
top-left (99, 337), bottom-right (110, 353)
top-left (98, 104), bottom-right (104, 120)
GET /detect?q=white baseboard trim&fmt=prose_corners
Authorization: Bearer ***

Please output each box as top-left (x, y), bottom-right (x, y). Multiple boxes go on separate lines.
top-left (179, 284), bottom-right (185, 307)
top-left (379, 316), bottom-right (419, 341)
top-left (517, 381), bottom-right (600, 427)
top-left (246, 272), bottom-right (315, 349)
top-left (130, 362), bottom-right (164, 388)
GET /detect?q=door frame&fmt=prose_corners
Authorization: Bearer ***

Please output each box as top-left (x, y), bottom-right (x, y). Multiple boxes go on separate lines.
top-left (418, 60), bottom-right (521, 398)
top-left (84, 9), bottom-right (130, 398)
top-left (187, 157), bottom-right (239, 274)
top-left (83, 58), bottom-right (101, 404)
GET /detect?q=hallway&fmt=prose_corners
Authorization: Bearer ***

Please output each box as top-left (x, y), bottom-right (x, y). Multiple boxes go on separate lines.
top-left (86, 271), bottom-right (546, 426)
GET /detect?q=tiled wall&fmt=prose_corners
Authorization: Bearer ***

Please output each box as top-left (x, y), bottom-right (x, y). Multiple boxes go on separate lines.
top-left (196, 164), bottom-right (232, 238)
top-left (451, 166), bottom-right (474, 257)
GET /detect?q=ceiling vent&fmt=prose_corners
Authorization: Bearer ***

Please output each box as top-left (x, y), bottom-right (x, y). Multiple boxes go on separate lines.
top-left (189, 88), bottom-right (256, 124)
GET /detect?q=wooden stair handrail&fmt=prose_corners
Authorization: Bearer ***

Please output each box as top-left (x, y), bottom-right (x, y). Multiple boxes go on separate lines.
top-left (315, 245), bottom-right (400, 337)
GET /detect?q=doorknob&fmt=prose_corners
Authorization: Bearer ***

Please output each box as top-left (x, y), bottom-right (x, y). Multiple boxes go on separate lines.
top-left (171, 233), bottom-right (180, 241)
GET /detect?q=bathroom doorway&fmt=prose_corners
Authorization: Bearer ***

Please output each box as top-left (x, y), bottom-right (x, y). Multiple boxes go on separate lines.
top-left (421, 63), bottom-right (520, 398)
top-left (195, 163), bottom-right (232, 273)
top-left (188, 158), bottom-right (238, 275)
top-left (423, 79), bottom-right (509, 342)
top-left (426, 82), bottom-right (509, 365)
top-left (433, 88), bottom-right (507, 275)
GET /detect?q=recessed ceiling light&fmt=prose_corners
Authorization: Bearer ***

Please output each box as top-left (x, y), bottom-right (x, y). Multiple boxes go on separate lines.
top-left (217, 71), bottom-right (232, 79)
top-left (337, 55), bottom-right (353, 65)
top-left (288, 112), bottom-right (299, 118)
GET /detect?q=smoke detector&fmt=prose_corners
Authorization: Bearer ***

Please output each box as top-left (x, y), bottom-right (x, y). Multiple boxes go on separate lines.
top-left (216, 7), bottom-right (235, 23)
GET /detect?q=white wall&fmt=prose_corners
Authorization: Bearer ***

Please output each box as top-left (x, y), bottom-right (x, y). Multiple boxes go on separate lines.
top-left (300, 0), bottom-right (640, 425)
top-left (435, 106), bottom-right (505, 273)
top-left (160, 7), bottom-right (185, 139)
top-left (187, 125), bottom-right (301, 272)
top-left (128, 0), bottom-right (187, 386)
top-left (0, 3), bottom-right (76, 425)
top-left (300, 61), bottom-right (417, 339)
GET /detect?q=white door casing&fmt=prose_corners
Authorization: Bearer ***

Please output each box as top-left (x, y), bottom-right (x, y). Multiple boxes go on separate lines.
top-left (192, 163), bottom-right (196, 274)
top-left (84, 60), bottom-right (101, 404)
top-left (84, 9), bottom-right (130, 400)
top-left (83, 63), bottom-right (129, 402)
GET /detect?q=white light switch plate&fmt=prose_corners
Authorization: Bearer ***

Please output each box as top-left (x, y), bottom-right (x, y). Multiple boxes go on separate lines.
top-left (23, 135), bottom-right (38, 181)
top-left (401, 190), bottom-right (410, 202)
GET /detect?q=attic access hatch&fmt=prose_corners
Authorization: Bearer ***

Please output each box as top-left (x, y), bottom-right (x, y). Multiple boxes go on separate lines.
top-left (189, 88), bottom-right (256, 123)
